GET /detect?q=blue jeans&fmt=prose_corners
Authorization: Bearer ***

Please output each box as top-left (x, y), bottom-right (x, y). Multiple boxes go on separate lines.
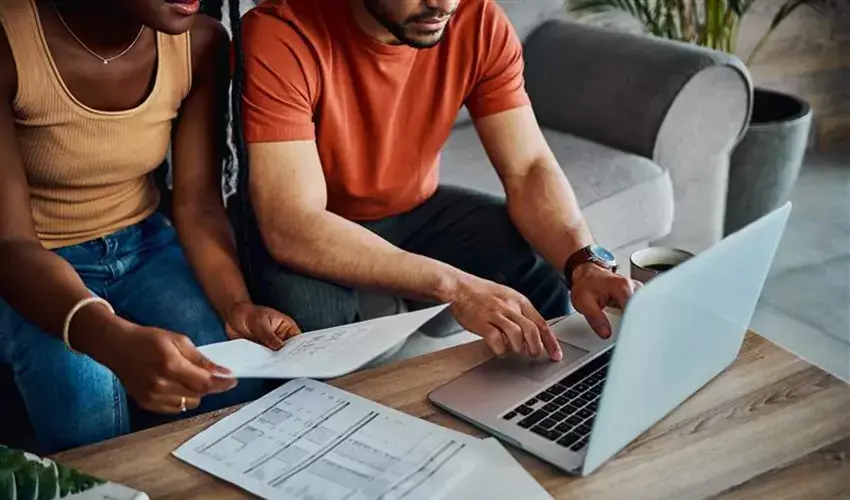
top-left (0, 213), bottom-right (265, 453)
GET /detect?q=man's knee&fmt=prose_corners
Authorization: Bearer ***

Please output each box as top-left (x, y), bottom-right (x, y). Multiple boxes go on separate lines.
top-left (445, 191), bottom-right (570, 317)
top-left (250, 261), bottom-right (358, 332)
top-left (520, 258), bottom-right (572, 320)
top-left (238, 210), bottom-right (359, 332)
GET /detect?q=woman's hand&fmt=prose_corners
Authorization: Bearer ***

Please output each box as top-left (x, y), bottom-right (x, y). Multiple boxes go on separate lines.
top-left (224, 301), bottom-right (301, 350)
top-left (101, 325), bottom-right (237, 414)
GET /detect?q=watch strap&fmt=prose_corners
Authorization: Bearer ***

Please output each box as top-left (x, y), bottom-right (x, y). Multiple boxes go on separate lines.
top-left (563, 245), bottom-right (617, 288)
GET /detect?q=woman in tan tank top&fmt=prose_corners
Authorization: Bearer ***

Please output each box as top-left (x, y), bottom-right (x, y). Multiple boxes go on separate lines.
top-left (0, 0), bottom-right (300, 453)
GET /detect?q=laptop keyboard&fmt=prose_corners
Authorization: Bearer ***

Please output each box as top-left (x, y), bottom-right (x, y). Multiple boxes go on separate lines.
top-left (501, 348), bottom-right (613, 452)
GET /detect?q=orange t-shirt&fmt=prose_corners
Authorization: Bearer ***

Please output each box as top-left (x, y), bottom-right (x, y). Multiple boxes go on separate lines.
top-left (240, 0), bottom-right (530, 221)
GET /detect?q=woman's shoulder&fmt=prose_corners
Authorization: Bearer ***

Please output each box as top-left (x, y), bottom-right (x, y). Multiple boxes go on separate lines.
top-left (188, 14), bottom-right (229, 80)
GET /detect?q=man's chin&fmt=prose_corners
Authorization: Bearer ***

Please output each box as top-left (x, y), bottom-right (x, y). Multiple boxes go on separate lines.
top-left (403, 29), bottom-right (445, 49)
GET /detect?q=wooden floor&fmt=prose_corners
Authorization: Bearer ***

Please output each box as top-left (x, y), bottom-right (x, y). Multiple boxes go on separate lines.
top-left (736, 4), bottom-right (850, 147)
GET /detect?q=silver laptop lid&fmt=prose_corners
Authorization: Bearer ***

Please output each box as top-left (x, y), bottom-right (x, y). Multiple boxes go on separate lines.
top-left (582, 203), bottom-right (791, 475)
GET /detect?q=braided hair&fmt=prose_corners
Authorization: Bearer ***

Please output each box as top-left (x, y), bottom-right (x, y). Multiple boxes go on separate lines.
top-left (222, 0), bottom-right (254, 280)
top-left (226, 0), bottom-right (249, 213)
top-left (198, 0), bottom-right (235, 196)
top-left (198, 0), bottom-right (252, 279)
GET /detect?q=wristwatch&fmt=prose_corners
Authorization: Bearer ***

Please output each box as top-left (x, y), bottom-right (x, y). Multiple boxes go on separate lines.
top-left (563, 244), bottom-right (618, 288)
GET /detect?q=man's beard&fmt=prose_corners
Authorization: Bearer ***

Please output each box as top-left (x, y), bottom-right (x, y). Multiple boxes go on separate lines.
top-left (363, 0), bottom-right (452, 49)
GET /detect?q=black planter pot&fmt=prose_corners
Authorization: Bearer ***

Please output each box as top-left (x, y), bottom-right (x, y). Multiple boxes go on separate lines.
top-left (724, 88), bottom-right (813, 235)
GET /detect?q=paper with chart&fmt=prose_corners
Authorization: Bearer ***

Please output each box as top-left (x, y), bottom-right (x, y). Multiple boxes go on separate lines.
top-left (173, 378), bottom-right (481, 500)
top-left (200, 305), bottom-right (449, 379)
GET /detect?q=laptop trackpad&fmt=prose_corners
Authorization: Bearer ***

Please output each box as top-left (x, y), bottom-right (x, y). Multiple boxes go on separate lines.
top-left (494, 342), bottom-right (590, 383)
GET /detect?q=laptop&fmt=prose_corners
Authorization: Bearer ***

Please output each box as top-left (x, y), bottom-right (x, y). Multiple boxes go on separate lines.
top-left (428, 202), bottom-right (791, 476)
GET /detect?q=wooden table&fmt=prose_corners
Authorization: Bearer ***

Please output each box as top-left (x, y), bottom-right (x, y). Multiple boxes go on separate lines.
top-left (55, 333), bottom-right (850, 500)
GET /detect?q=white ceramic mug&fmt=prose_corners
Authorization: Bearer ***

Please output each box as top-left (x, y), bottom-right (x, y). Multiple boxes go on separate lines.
top-left (630, 247), bottom-right (694, 284)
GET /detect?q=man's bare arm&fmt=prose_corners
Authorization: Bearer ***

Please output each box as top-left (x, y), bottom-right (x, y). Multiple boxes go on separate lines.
top-left (249, 141), bottom-right (461, 301)
top-left (474, 105), bottom-right (594, 273)
top-left (248, 141), bottom-right (562, 359)
top-left (476, 105), bottom-right (637, 338)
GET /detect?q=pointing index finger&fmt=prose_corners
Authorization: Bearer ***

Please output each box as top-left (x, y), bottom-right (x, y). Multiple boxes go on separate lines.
top-left (572, 292), bottom-right (613, 339)
top-left (519, 300), bottom-right (562, 361)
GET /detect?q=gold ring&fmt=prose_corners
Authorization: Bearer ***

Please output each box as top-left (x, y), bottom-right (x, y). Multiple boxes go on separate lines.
top-left (180, 396), bottom-right (187, 413)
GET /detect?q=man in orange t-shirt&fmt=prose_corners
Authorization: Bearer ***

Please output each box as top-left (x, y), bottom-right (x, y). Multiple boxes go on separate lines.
top-left (234, 0), bottom-right (639, 360)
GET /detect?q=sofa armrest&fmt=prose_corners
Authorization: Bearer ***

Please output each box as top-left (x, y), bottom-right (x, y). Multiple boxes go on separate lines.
top-left (523, 20), bottom-right (753, 253)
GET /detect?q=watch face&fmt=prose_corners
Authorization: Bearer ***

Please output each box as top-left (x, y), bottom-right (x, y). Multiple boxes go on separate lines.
top-left (589, 244), bottom-right (615, 264)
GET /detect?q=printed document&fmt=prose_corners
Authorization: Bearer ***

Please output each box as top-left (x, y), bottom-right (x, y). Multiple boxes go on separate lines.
top-left (453, 438), bottom-right (553, 500)
top-left (173, 378), bottom-right (480, 500)
top-left (200, 305), bottom-right (448, 379)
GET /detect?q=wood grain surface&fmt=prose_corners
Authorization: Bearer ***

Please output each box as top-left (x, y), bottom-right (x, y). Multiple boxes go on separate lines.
top-left (54, 333), bottom-right (850, 500)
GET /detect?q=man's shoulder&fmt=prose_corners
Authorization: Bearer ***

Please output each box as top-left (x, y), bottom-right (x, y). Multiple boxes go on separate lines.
top-left (442, 0), bottom-right (512, 49)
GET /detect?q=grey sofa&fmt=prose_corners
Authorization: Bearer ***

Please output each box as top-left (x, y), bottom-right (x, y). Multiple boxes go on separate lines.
top-left (447, 15), bottom-right (751, 261)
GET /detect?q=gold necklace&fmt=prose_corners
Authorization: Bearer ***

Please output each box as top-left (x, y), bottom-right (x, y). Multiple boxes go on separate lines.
top-left (52, 3), bottom-right (145, 65)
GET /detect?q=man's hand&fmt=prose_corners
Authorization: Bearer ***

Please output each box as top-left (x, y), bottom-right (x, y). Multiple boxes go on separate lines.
top-left (225, 302), bottom-right (302, 350)
top-left (570, 264), bottom-right (642, 339)
top-left (449, 276), bottom-right (563, 361)
top-left (102, 326), bottom-right (237, 414)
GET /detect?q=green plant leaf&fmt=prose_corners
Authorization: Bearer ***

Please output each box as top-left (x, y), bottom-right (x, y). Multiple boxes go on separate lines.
top-left (654, 0), bottom-right (666, 33)
top-left (36, 462), bottom-right (57, 500)
top-left (12, 463), bottom-right (37, 500)
top-left (56, 462), bottom-right (105, 497)
top-left (0, 470), bottom-right (15, 500)
top-left (769, 0), bottom-right (809, 29)
top-left (0, 446), bottom-right (30, 472)
top-left (568, 0), bottom-right (795, 50)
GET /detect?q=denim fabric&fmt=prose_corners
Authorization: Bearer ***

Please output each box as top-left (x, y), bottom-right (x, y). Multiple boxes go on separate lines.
top-left (0, 213), bottom-right (265, 453)
top-left (241, 186), bottom-right (572, 332)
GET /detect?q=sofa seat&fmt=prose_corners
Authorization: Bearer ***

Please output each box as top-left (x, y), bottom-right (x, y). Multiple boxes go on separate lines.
top-left (439, 124), bottom-right (674, 252)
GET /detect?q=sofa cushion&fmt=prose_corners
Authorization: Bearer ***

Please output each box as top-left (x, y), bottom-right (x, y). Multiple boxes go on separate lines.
top-left (438, 124), bottom-right (673, 251)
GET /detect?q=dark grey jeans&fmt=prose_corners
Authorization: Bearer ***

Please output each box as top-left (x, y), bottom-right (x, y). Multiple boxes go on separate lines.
top-left (239, 186), bottom-right (571, 332)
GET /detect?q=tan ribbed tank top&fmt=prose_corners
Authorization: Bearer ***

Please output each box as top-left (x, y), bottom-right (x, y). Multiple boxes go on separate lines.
top-left (0, 0), bottom-right (192, 249)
